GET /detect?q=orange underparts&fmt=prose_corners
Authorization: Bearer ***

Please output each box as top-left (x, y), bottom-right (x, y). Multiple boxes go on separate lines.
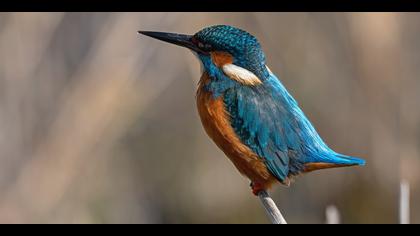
top-left (210, 51), bottom-right (233, 67)
top-left (304, 163), bottom-right (356, 172)
top-left (196, 73), bottom-right (278, 195)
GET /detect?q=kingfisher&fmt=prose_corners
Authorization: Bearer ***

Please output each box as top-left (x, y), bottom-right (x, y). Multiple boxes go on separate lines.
top-left (139, 25), bottom-right (365, 195)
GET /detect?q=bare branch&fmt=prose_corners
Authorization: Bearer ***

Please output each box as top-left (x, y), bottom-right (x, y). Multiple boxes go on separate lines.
top-left (257, 190), bottom-right (287, 224)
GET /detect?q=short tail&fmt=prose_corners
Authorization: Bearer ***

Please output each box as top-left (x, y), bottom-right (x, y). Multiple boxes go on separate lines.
top-left (332, 153), bottom-right (366, 166)
top-left (304, 153), bottom-right (365, 172)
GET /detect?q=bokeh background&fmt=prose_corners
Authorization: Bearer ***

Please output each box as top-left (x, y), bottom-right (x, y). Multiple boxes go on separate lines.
top-left (0, 12), bottom-right (418, 224)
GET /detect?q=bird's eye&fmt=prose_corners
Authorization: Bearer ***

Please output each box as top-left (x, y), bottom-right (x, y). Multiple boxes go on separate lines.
top-left (192, 37), bottom-right (212, 52)
top-left (203, 44), bottom-right (212, 50)
top-left (197, 41), bottom-right (212, 51)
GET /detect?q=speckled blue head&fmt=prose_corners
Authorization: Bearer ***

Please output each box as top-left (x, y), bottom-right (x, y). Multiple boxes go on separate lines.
top-left (194, 25), bottom-right (270, 80)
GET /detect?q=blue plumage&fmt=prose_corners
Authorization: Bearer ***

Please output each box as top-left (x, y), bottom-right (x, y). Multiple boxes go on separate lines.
top-left (195, 25), bottom-right (365, 182)
top-left (139, 25), bottom-right (365, 186)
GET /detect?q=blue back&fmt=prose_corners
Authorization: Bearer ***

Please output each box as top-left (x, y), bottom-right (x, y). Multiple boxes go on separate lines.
top-left (196, 25), bottom-right (365, 182)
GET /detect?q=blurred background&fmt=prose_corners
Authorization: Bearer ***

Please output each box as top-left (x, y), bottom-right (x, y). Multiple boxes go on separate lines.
top-left (0, 12), bottom-right (418, 224)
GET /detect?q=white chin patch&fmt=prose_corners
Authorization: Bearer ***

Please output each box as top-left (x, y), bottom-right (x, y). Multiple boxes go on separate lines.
top-left (222, 64), bottom-right (262, 86)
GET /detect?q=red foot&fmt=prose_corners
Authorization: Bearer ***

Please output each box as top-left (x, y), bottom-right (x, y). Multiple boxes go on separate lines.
top-left (251, 182), bottom-right (265, 196)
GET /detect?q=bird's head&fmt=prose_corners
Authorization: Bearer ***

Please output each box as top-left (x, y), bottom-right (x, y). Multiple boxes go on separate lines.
top-left (139, 25), bottom-right (270, 83)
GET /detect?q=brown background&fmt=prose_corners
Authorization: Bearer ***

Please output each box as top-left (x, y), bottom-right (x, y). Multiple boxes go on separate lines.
top-left (0, 12), bottom-right (418, 223)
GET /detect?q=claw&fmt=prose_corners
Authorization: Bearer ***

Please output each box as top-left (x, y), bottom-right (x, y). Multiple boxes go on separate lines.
top-left (251, 182), bottom-right (264, 196)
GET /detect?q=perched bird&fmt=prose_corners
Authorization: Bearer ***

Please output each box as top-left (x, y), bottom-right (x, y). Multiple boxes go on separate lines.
top-left (139, 25), bottom-right (365, 195)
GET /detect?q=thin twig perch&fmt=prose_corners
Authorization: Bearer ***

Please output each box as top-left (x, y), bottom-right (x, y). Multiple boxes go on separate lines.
top-left (257, 190), bottom-right (287, 224)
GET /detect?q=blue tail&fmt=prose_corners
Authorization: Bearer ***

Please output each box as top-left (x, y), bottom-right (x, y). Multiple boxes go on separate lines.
top-left (328, 153), bottom-right (366, 166)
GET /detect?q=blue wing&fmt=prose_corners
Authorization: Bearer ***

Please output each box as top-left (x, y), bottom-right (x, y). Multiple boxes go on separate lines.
top-left (223, 73), bottom-right (364, 182)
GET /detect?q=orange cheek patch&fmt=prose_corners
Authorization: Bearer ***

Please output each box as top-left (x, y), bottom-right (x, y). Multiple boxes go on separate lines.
top-left (211, 51), bottom-right (233, 67)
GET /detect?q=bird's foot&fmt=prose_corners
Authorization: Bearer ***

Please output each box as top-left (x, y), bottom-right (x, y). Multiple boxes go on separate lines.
top-left (250, 182), bottom-right (265, 196)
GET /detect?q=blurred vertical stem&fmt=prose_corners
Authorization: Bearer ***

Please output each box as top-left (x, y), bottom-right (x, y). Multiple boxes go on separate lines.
top-left (400, 180), bottom-right (410, 224)
top-left (257, 190), bottom-right (287, 224)
top-left (325, 205), bottom-right (341, 224)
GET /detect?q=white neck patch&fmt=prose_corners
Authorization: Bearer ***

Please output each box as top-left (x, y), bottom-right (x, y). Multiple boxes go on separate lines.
top-left (222, 64), bottom-right (262, 86)
top-left (265, 65), bottom-right (273, 74)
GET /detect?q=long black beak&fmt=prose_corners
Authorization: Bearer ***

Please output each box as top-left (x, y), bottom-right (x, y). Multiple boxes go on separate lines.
top-left (138, 31), bottom-right (205, 54)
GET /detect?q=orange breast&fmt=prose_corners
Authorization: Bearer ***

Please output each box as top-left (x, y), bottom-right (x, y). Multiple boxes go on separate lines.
top-left (196, 73), bottom-right (278, 190)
